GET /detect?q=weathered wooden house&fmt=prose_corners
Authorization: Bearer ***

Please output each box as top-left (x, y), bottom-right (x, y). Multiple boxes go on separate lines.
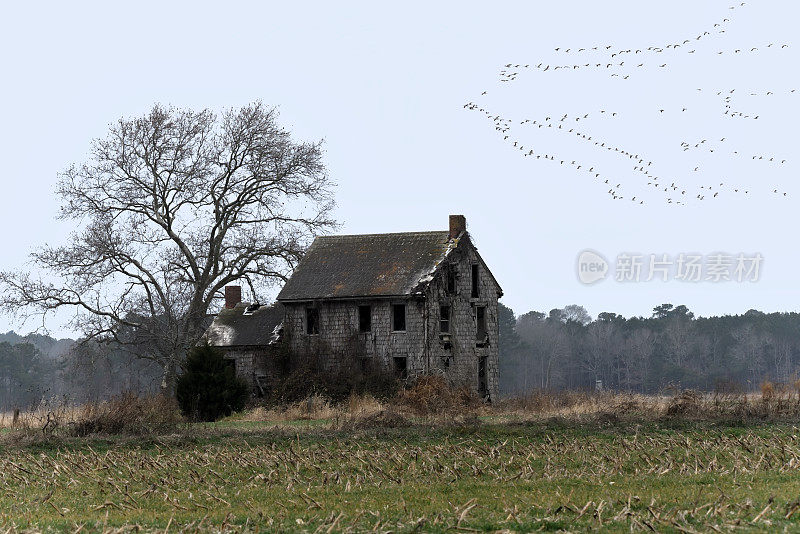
top-left (203, 215), bottom-right (502, 399)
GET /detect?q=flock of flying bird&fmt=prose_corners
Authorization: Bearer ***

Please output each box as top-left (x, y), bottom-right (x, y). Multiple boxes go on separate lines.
top-left (465, 2), bottom-right (794, 205)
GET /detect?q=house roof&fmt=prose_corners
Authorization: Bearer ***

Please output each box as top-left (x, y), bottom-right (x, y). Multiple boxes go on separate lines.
top-left (203, 303), bottom-right (283, 348)
top-left (276, 231), bottom-right (458, 301)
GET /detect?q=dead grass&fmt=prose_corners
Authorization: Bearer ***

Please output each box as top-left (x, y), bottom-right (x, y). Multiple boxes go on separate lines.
top-left (71, 393), bottom-right (183, 436)
top-left (234, 377), bottom-right (481, 431)
top-left (493, 386), bottom-right (800, 424)
top-left (238, 376), bottom-right (477, 426)
top-left (8, 382), bottom-right (800, 439)
top-left (335, 408), bottom-right (414, 430)
top-left (0, 400), bottom-right (84, 431)
top-left (1, 393), bottom-right (182, 438)
top-left (249, 382), bottom-right (800, 428)
top-left (239, 393), bottom-right (338, 422)
top-left (234, 379), bottom-right (800, 430)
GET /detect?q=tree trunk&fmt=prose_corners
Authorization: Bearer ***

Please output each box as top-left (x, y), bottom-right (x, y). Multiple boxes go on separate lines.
top-left (161, 358), bottom-right (179, 396)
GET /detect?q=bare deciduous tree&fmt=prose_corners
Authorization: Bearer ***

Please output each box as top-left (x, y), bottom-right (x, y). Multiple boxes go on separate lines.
top-left (561, 304), bottom-right (591, 326)
top-left (621, 328), bottom-right (654, 391)
top-left (516, 313), bottom-right (570, 390)
top-left (0, 102), bottom-right (335, 389)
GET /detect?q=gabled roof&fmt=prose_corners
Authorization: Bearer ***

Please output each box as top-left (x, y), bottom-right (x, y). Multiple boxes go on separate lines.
top-left (276, 231), bottom-right (457, 301)
top-left (203, 303), bottom-right (283, 348)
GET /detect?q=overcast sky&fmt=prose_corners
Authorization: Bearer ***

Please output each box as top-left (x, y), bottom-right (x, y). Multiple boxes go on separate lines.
top-left (1, 1), bottom-right (797, 337)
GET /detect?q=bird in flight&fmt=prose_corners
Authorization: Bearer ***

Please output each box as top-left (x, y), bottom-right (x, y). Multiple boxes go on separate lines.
top-left (466, 1), bottom-right (793, 206)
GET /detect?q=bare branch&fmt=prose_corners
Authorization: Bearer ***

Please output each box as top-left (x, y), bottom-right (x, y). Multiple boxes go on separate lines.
top-left (0, 101), bottom-right (335, 389)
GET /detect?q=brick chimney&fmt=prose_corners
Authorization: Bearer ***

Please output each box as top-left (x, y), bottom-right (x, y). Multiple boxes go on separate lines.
top-left (225, 285), bottom-right (242, 309)
top-left (449, 214), bottom-right (466, 239)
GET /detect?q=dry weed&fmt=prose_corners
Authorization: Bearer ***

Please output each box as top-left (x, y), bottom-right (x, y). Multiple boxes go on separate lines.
top-left (1, 394), bottom-right (182, 437)
top-left (71, 393), bottom-right (182, 436)
top-left (394, 375), bottom-right (478, 416)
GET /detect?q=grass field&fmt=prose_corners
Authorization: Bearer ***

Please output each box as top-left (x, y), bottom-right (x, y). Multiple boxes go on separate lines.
top-left (4, 415), bottom-right (800, 533)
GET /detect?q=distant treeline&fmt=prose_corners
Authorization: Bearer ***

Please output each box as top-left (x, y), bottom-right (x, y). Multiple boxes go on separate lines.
top-left (4, 302), bottom-right (799, 409)
top-left (498, 303), bottom-right (800, 396)
top-left (0, 332), bottom-right (161, 411)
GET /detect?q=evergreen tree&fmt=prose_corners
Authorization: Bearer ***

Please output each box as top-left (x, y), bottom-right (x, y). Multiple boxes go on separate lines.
top-left (176, 345), bottom-right (248, 421)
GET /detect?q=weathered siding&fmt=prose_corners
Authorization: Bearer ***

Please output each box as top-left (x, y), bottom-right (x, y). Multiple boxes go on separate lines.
top-left (220, 347), bottom-right (283, 396)
top-left (282, 298), bottom-right (427, 374)
top-left (422, 239), bottom-right (500, 399)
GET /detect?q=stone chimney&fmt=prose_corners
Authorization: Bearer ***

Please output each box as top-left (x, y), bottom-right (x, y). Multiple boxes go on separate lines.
top-left (225, 285), bottom-right (242, 309)
top-left (449, 214), bottom-right (466, 239)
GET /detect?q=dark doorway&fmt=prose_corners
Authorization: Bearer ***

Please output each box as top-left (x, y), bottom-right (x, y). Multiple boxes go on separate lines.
top-left (393, 357), bottom-right (408, 379)
top-left (478, 357), bottom-right (488, 399)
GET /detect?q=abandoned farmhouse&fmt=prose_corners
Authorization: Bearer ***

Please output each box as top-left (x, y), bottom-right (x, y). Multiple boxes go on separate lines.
top-left (203, 215), bottom-right (502, 399)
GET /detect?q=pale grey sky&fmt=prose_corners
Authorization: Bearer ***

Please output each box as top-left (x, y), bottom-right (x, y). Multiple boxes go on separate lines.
top-left (0, 1), bottom-right (797, 337)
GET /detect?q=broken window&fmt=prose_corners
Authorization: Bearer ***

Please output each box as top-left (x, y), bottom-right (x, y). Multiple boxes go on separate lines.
top-left (392, 304), bottom-right (406, 331)
top-left (358, 305), bottom-right (372, 332)
top-left (306, 307), bottom-right (319, 335)
top-left (393, 357), bottom-right (408, 379)
top-left (439, 305), bottom-right (450, 333)
top-left (446, 265), bottom-right (457, 294)
top-left (471, 264), bottom-right (479, 298)
top-left (475, 306), bottom-right (487, 341)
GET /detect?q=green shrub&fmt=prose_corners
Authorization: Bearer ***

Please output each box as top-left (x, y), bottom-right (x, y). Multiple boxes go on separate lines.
top-left (176, 345), bottom-right (248, 421)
